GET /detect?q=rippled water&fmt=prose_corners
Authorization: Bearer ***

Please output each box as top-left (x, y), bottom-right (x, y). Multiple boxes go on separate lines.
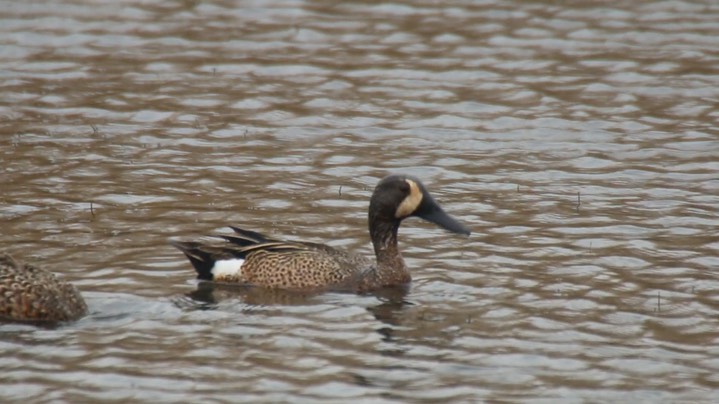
top-left (2, 0), bottom-right (719, 402)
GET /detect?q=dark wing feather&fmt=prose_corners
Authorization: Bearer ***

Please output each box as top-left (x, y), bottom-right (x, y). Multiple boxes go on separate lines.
top-left (229, 226), bottom-right (273, 243)
top-left (172, 226), bottom-right (315, 281)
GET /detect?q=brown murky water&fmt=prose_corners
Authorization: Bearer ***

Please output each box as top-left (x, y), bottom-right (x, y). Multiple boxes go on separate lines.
top-left (2, 0), bottom-right (719, 402)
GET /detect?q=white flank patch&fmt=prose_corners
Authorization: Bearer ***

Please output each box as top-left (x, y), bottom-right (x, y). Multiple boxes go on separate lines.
top-left (211, 259), bottom-right (245, 279)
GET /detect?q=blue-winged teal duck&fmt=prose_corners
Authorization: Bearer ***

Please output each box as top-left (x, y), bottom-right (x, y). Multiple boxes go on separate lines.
top-left (0, 253), bottom-right (87, 323)
top-left (172, 174), bottom-right (470, 293)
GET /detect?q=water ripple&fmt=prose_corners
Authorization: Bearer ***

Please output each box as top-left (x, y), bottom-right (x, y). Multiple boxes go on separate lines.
top-left (1, 0), bottom-right (719, 402)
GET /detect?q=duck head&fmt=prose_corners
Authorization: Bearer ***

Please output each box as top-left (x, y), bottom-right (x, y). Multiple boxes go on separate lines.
top-left (369, 174), bottom-right (471, 236)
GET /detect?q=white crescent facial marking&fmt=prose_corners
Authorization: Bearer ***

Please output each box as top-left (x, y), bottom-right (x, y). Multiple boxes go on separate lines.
top-left (395, 179), bottom-right (423, 218)
top-left (211, 259), bottom-right (245, 279)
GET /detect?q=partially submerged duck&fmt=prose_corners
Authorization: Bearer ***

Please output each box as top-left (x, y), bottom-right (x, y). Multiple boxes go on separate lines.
top-left (172, 174), bottom-right (470, 293)
top-left (0, 253), bottom-right (87, 323)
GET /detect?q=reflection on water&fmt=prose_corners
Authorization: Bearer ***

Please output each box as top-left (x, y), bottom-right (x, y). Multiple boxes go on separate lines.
top-left (183, 282), bottom-right (328, 308)
top-left (182, 282), bottom-right (412, 329)
top-left (2, 0), bottom-right (719, 401)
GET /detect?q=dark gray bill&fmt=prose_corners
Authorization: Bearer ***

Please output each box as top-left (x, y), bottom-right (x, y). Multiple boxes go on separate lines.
top-left (416, 197), bottom-right (471, 236)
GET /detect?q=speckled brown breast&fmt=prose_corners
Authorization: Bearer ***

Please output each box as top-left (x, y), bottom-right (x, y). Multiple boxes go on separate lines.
top-left (0, 253), bottom-right (87, 323)
top-left (221, 245), bottom-right (375, 290)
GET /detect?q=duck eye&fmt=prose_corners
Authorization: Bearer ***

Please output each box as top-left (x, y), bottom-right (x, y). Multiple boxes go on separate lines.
top-left (398, 181), bottom-right (410, 193)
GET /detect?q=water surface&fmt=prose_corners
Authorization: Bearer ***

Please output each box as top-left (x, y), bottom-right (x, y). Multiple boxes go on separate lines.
top-left (1, 0), bottom-right (719, 402)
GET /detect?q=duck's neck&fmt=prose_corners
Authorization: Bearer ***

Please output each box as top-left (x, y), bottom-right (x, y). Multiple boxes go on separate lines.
top-left (367, 218), bottom-right (410, 286)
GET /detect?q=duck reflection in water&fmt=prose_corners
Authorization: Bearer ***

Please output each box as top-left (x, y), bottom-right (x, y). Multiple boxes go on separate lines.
top-left (177, 278), bottom-right (414, 333)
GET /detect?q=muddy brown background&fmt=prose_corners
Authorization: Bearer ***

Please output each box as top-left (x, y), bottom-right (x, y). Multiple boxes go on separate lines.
top-left (1, 1), bottom-right (719, 402)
